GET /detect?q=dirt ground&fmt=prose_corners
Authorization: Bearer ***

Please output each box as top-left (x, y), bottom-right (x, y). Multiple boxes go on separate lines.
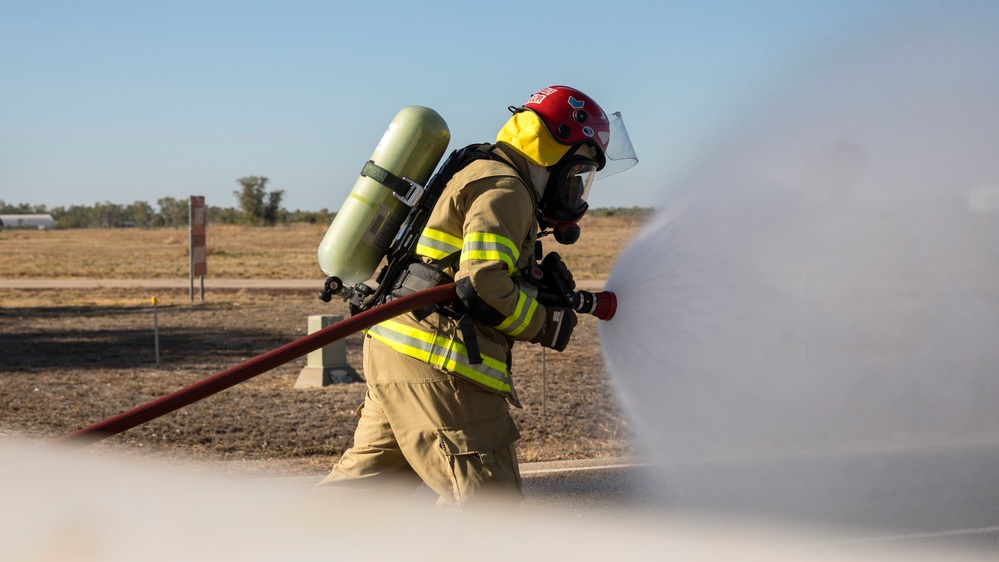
top-left (0, 217), bottom-right (643, 477)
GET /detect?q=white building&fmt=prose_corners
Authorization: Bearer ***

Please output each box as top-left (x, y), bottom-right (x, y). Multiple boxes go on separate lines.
top-left (0, 214), bottom-right (56, 230)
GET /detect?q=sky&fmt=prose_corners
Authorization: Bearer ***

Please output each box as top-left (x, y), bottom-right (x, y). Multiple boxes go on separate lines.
top-left (0, 0), bottom-right (964, 212)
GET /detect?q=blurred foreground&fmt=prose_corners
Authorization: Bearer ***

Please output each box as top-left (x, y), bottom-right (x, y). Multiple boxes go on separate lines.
top-left (3, 441), bottom-right (994, 561)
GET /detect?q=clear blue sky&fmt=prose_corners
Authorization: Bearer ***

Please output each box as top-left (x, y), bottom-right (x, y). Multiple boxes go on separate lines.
top-left (0, 1), bottom-right (924, 211)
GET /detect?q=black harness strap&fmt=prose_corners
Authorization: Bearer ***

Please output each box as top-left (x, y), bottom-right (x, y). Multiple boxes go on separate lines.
top-left (458, 313), bottom-right (483, 365)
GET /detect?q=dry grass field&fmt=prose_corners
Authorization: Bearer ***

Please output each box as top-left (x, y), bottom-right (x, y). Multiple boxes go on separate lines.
top-left (0, 213), bottom-right (640, 283)
top-left (0, 214), bottom-right (646, 476)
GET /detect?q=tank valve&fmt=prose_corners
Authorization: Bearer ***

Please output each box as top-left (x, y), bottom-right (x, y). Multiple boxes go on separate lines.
top-left (317, 276), bottom-right (346, 303)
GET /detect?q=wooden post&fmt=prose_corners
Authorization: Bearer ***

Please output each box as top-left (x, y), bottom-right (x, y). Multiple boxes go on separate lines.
top-left (189, 196), bottom-right (207, 302)
top-left (152, 296), bottom-right (160, 368)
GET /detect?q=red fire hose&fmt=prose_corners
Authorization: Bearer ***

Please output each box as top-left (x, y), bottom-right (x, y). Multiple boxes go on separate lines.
top-left (53, 283), bottom-right (458, 448)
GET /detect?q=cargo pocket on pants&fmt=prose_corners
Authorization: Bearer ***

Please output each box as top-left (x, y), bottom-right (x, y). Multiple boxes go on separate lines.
top-left (436, 415), bottom-right (522, 506)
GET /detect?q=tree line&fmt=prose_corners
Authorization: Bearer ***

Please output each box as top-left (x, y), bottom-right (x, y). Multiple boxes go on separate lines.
top-left (1, 177), bottom-right (334, 229)
top-left (3, 175), bottom-right (655, 229)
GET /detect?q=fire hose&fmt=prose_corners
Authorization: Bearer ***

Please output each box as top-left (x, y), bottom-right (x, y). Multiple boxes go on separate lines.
top-left (53, 283), bottom-right (616, 448)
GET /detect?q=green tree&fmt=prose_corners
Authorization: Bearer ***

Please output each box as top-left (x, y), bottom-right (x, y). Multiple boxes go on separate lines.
top-left (125, 200), bottom-right (156, 227)
top-left (0, 200), bottom-right (48, 214)
top-left (92, 201), bottom-right (125, 227)
top-left (234, 176), bottom-right (284, 226)
top-left (156, 197), bottom-right (189, 228)
top-left (286, 208), bottom-right (335, 225)
top-left (208, 205), bottom-right (242, 225)
top-left (5, 196), bottom-right (341, 228)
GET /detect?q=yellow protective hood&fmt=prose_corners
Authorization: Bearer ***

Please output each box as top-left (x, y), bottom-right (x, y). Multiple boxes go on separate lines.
top-left (495, 110), bottom-right (571, 167)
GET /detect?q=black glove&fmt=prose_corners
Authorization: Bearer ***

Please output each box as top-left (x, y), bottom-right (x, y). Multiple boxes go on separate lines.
top-left (529, 252), bottom-right (576, 308)
top-left (531, 307), bottom-right (577, 352)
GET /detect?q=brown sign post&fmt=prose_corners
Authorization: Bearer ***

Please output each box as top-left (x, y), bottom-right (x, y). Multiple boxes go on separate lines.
top-left (189, 196), bottom-right (207, 301)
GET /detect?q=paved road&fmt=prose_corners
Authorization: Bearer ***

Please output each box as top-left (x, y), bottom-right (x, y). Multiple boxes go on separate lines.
top-left (270, 442), bottom-right (999, 554)
top-left (0, 278), bottom-right (325, 289)
top-left (514, 443), bottom-right (999, 553)
top-left (0, 278), bottom-right (609, 290)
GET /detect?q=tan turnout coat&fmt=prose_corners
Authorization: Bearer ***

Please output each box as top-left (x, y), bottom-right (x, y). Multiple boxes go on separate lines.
top-left (365, 146), bottom-right (549, 406)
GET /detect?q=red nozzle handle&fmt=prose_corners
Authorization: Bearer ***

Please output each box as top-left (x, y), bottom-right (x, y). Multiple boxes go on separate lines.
top-left (592, 291), bottom-right (617, 321)
top-left (573, 290), bottom-right (617, 321)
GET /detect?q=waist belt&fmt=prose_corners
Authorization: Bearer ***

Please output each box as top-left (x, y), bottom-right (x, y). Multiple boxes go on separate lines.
top-left (387, 256), bottom-right (483, 364)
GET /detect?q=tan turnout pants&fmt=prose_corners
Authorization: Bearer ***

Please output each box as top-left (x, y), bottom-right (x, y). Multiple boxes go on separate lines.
top-left (313, 336), bottom-right (523, 506)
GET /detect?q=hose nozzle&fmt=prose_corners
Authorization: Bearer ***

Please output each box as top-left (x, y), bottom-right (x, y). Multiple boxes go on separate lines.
top-left (572, 290), bottom-right (617, 321)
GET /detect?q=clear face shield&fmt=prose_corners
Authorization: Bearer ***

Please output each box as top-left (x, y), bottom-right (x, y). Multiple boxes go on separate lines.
top-left (595, 111), bottom-right (639, 179)
top-left (542, 112), bottom-right (638, 244)
top-left (540, 111), bottom-right (637, 244)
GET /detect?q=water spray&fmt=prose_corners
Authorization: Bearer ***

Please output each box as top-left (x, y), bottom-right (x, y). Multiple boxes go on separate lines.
top-left (598, 5), bottom-right (999, 532)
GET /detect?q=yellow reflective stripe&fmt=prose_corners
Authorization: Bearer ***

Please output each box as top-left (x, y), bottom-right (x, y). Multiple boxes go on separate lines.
top-left (416, 227), bottom-right (462, 260)
top-left (348, 191), bottom-right (376, 207)
top-left (461, 232), bottom-right (519, 271)
top-left (494, 290), bottom-right (538, 337)
top-left (368, 319), bottom-right (511, 393)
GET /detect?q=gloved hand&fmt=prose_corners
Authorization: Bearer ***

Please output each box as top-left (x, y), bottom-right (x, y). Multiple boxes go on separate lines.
top-left (531, 307), bottom-right (578, 352)
top-left (528, 252), bottom-right (577, 308)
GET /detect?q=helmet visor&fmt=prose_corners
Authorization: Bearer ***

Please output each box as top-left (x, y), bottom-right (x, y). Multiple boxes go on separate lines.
top-left (595, 111), bottom-right (639, 178)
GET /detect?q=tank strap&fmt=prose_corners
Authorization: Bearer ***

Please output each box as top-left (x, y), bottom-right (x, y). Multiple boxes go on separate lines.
top-left (360, 161), bottom-right (420, 204)
top-left (392, 142), bottom-right (500, 198)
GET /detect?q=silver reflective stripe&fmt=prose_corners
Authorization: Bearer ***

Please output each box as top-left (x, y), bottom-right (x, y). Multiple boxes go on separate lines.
top-left (416, 228), bottom-right (462, 260)
top-left (539, 309), bottom-right (564, 348)
top-left (461, 232), bottom-right (519, 270)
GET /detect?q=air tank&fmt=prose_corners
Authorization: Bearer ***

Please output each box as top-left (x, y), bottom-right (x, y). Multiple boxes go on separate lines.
top-left (318, 106), bottom-right (450, 285)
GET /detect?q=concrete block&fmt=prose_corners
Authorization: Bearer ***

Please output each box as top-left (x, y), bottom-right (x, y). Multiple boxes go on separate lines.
top-left (294, 315), bottom-right (362, 388)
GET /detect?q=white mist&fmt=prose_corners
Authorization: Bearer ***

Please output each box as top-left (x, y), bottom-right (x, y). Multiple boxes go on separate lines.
top-left (601, 5), bottom-right (999, 531)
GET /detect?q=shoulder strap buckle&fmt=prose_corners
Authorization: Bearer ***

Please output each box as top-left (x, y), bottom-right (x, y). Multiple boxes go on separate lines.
top-left (360, 161), bottom-right (426, 207)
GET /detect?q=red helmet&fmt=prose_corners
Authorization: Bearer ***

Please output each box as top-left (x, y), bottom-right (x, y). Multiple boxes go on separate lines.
top-left (520, 85), bottom-right (611, 169)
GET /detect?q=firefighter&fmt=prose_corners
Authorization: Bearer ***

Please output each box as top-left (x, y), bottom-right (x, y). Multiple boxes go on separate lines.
top-left (314, 85), bottom-right (637, 506)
